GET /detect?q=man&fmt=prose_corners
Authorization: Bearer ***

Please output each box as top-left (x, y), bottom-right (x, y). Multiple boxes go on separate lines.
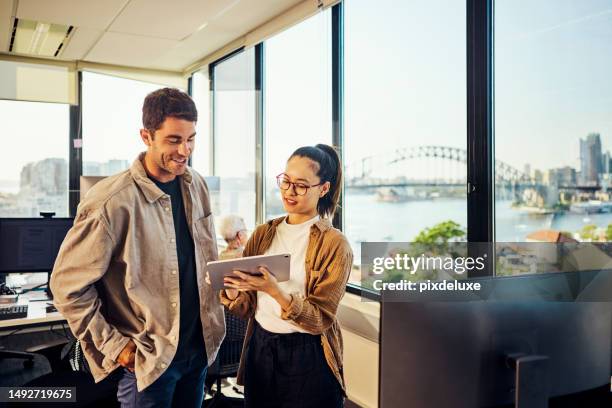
top-left (50, 88), bottom-right (225, 408)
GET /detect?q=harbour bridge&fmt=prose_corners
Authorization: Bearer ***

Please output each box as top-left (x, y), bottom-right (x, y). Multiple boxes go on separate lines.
top-left (346, 145), bottom-right (531, 186)
top-left (344, 145), bottom-right (591, 201)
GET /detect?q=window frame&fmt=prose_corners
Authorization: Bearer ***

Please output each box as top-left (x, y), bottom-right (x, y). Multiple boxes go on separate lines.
top-left (207, 46), bottom-right (259, 229)
top-left (193, 0), bottom-right (497, 298)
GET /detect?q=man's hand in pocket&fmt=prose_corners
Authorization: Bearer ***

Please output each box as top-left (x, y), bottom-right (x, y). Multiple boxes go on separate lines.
top-left (117, 340), bottom-right (137, 373)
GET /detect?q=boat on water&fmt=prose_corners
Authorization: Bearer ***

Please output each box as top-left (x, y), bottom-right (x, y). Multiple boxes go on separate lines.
top-left (570, 200), bottom-right (612, 214)
top-left (376, 187), bottom-right (412, 203)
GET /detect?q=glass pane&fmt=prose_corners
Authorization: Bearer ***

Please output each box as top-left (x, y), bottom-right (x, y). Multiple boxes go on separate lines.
top-left (344, 0), bottom-right (467, 285)
top-left (82, 71), bottom-right (162, 176)
top-left (213, 48), bottom-right (257, 230)
top-left (191, 70), bottom-right (212, 177)
top-left (495, 0), bottom-right (612, 243)
top-left (264, 10), bottom-right (332, 220)
top-left (0, 100), bottom-right (69, 217)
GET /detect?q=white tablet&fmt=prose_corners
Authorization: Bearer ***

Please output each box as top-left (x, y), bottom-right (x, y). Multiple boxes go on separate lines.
top-left (207, 253), bottom-right (291, 290)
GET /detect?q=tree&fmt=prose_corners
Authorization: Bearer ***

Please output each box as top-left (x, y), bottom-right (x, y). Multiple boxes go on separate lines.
top-left (414, 220), bottom-right (466, 244)
top-left (580, 224), bottom-right (598, 241)
top-left (606, 224), bottom-right (612, 241)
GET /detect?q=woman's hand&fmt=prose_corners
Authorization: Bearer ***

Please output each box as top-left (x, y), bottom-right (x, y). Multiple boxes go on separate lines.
top-left (224, 267), bottom-right (279, 295)
top-left (224, 267), bottom-right (293, 309)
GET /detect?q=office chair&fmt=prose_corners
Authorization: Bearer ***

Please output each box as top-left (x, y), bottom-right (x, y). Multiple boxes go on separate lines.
top-left (204, 313), bottom-right (247, 407)
top-left (0, 325), bottom-right (70, 369)
top-left (6, 340), bottom-right (121, 408)
top-left (0, 329), bottom-right (73, 370)
top-left (0, 349), bottom-right (35, 368)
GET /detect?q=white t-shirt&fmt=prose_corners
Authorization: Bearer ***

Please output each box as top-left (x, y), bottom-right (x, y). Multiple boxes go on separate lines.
top-left (254, 215), bottom-right (320, 333)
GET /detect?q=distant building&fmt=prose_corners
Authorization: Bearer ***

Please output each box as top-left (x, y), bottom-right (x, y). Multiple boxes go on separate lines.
top-left (101, 159), bottom-right (129, 175)
top-left (603, 150), bottom-right (612, 175)
top-left (6, 158), bottom-right (70, 216)
top-left (526, 229), bottom-right (578, 243)
top-left (525, 229), bottom-right (578, 265)
top-left (534, 169), bottom-right (544, 184)
top-left (20, 158), bottom-right (68, 195)
top-left (523, 164), bottom-right (531, 180)
top-left (579, 133), bottom-right (602, 186)
top-left (83, 161), bottom-right (102, 175)
top-left (546, 166), bottom-right (577, 186)
top-left (83, 159), bottom-right (129, 176)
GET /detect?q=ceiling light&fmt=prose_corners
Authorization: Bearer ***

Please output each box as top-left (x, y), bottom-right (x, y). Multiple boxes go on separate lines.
top-left (10, 18), bottom-right (73, 57)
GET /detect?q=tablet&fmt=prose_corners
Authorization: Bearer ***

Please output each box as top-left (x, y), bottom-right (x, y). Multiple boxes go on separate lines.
top-left (207, 253), bottom-right (291, 290)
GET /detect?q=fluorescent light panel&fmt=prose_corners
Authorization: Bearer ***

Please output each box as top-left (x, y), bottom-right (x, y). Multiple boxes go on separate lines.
top-left (12, 18), bottom-right (72, 57)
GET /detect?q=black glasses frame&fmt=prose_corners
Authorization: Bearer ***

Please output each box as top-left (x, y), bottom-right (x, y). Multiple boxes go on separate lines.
top-left (276, 173), bottom-right (324, 196)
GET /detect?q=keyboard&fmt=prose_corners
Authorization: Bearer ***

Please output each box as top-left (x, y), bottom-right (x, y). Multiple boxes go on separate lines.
top-left (0, 305), bottom-right (28, 320)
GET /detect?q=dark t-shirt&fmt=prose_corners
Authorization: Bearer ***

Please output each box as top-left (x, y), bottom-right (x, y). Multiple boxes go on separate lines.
top-left (151, 176), bottom-right (205, 361)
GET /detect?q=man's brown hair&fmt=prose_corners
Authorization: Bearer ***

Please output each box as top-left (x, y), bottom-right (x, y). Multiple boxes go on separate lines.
top-left (142, 88), bottom-right (197, 136)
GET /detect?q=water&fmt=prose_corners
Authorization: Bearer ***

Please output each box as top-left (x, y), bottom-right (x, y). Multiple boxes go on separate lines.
top-left (345, 193), bottom-right (467, 244)
top-left (344, 193), bottom-right (612, 259)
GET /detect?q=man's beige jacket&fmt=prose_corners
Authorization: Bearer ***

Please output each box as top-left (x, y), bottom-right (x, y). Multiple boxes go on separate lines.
top-left (50, 154), bottom-right (225, 391)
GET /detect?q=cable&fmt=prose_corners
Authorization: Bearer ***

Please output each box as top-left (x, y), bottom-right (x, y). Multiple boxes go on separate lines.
top-left (17, 282), bottom-right (48, 296)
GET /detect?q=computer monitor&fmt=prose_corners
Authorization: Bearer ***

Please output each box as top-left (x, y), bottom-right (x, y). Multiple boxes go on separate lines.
top-left (379, 271), bottom-right (612, 407)
top-left (0, 218), bottom-right (73, 274)
top-left (80, 175), bottom-right (106, 201)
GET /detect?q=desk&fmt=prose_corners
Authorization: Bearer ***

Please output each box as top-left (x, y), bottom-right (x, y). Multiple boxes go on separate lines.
top-left (0, 292), bottom-right (70, 388)
top-left (0, 292), bottom-right (65, 330)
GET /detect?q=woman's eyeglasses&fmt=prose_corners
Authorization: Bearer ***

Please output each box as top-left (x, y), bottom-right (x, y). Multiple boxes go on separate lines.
top-left (276, 173), bottom-right (324, 196)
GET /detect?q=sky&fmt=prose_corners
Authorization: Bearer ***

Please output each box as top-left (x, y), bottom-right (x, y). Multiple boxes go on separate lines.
top-left (1, 0), bottom-right (611, 185)
top-left (495, 0), bottom-right (612, 172)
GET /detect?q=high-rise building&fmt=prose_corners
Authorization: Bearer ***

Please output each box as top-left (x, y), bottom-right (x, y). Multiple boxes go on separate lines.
top-left (83, 161), bottom-right (102, 175)
top-left (534, 169), bottom-right (544, 184)
top-left (579, 133), bottom-right (602, 186)
top-left (101, 159), bottom-right (129, 176)
top-left (603, 150), bottom-right (612, 175)
top-left (547, 167), bottom-right (577, 187)
top-left (83, 159), bottom-right (129, 176)
top-left (20, 158), bottom-right (68, 195)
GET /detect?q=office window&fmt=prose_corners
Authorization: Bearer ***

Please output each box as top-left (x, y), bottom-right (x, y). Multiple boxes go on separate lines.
top-left (211, 48), bottom-right (257, 230)
top-left (191, 70), bottom-right (212, 176)
top-left (264, 10), bottom-right (333, 220)
top-left (82, 72), bottom-right (162, 176)
top-left (343, 0), bottom-right (467, 285)
top-left (0, 100), bottom-right (69, 217)
top-left (495, 0), bottom-right (612, 243)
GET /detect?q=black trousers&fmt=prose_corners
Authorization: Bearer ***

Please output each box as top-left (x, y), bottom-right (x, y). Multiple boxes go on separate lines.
top-left (244, 321), bottom-right (344, 408)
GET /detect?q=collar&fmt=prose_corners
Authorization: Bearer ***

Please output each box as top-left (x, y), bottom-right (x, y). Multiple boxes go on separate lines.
top-left (130, 152), bottom-right (193, 203)
top-left (268, 215), bottom-right (333, 233)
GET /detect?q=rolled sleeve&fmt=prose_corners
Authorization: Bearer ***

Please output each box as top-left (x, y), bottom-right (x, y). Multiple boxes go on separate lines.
top-left (278, 246), bottom-right (353, 334)
top-left (280, 292), bottom-right (303, 321)
top-left (219, 290), bottom-right (256, 319)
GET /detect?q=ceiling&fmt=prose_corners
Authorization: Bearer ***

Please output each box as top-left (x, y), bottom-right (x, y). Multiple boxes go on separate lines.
top-left (0, 0), bottom-right (304, 72)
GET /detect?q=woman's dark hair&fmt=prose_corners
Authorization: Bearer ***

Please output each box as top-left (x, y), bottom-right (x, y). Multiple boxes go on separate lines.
top-left (289, 144), bottom-right (342, 219)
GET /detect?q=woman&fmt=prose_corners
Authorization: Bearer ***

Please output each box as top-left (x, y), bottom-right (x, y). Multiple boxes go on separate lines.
top-left (220, 144), bottom-right (352, 407)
